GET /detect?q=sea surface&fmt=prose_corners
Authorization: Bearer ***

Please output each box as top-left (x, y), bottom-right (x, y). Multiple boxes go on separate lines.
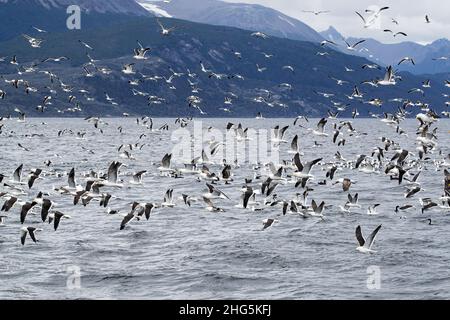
top-left (0, 117), bottom-right (449, 300)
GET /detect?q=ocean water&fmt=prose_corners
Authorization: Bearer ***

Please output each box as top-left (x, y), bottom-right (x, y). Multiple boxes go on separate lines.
top-left (0, 117), bottom-right (449, 300)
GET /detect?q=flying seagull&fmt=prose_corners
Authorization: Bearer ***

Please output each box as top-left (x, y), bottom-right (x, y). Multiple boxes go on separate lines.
top-left (355, 225), bottom-right (382, 253)
top-left (302, 10), bottom-right (330, 15)
top-left (20, 226), bottom-right (42, 245)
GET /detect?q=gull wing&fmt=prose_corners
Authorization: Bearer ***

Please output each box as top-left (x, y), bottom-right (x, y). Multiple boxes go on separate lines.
top-left (365, 225), bottom-right (382, 249)
top-left (293, 153), bottom-right (303, 172)
top-left (161, 153), bottom-right (172, 168)
top-left (13, 164), bottom-right (23, 182)
top-left (107, 161), bottom-right (121, 183)
top-left (303, 158), bottom-right (322, 174)
top-left (279, 126), bottom-right (289, 139)
top-left (291, 135), bottom-right (299, 151)
top-left (120, 212), bottom-right (135, 230)
top-left (317, 118), bottom-right (327, 132)
top-left (355, 226), bottom-right (365, 247)
top-left (355, 11), bottom-right (366, 24)
top-left (311, 200), bottom-right (318, 212)
top-left (68, 168), bottom-right (76, 188)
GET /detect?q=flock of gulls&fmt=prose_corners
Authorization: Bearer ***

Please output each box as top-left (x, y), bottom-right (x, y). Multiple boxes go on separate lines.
top-left (0, 5), bottom-right (449, 254)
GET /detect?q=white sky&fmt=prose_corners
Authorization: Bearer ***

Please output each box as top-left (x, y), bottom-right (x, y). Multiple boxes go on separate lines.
top-left (222, 0), bottom-right (449, 44)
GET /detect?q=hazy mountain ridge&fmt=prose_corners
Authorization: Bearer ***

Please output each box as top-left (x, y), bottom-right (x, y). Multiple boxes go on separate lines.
top-left (138, 0), bottom-right (324, 43)
top-left (321, 26), bottom-right (450, 75)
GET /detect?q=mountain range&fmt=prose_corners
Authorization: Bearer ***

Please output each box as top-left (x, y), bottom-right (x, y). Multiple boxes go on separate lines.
top-left (320, 26), bottom-right (450, 75)
top-left (139, 0), bottom-right (450, 76)
top-left (137, 0), bottom-right (324, 43)
top-left (0, 0), bottom-right (448, 118)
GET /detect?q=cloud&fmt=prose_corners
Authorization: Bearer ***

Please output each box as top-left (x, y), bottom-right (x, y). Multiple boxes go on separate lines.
top-left (222, 0), bottom-right (450, 44)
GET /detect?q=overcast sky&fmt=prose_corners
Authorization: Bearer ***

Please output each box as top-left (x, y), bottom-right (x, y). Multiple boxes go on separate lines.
top-left (222, 0), bottom-right (449, 44)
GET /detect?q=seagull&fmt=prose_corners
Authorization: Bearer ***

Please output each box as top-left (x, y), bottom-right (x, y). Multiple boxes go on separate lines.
top-left (251, 32), bottom-right (269, 39)
top-left (362, 63), bottom-right (380, 70)
top-left (355, 225), bottom-right (382, 254)
top-left (282, 65), bottom-right (295, 73)
top-left (28, 168), bottom-right (42, 189)
top-left (256, 64), bottom-right (267, 73)
top-left (22, 34), bottom-right (44, 48)
top-left (9, 164), bottom-right (25, 185)
top-left (161, 189), bottom-right (175, 207)
top-left (101, 161), bottom-right (124, 188)
top-left (346, 193), bottom-right (361, 208)
top-left (398, 57), bottom-right (415, 65)
top-left (262, 218), bottom-right (278, 230)
top-left (1, 196), bottom-right (18, 212)
top-left (32, 26), bottom-right (47, 33)
top-left (10, 55), bottom-right (18, 65)
top-left (292, 153), bottom-right (322, 179)
top-left (271, 125), bottom-right (289, 143)
top-left (130, 171), bottom-right (147, 185)
top-left (158, 153), bottom-right (175, 174)
top-left (203, 183), bottom-right (230, 200)
top-left (20, 201), bottom-right (38, 224)
top-left (367, 204), bottom-right (381, 215)
top-left (344, 39), bottom-right (366, 51)
top-left (333, 178), bottom-right (353, 192)
top-left (432, 56), bottom-right (448, 61)
top-left (42, 56), bottom-right (68, 63)
top-left (420, 198), bottom-right (438, 214)
top-left (365, 6), bottom-right (390, 17)
top-left (203, 197), bottom-right (225, 212)
top-left (136, 203), bottom-right (157, 220)
top-left (157, 19), bottom-right (175, 36)
top-left (20, 227), bottom-right (42, 245)
top-left (312, 118), bottom-right (328, 136)
top-left (395, 205), bottom-right (415, 213)
top-left (377, 66), bottom-right (396, 86)
top-left (329, 76), bottom-right (349, 86)
top-left (394, 32), bottom-right (408, 37)
top-left (122, 63), bottom-right (136, 75)
top-left (321, 40), bottom-right (336, 47)
top-left (345, 66), bottom-right (355, 72)
top-left (133, 41), bottom-right (151, 60)
top-left (49, 211), bottom-right (71, 231)
top-left (120, 210), bottom-right (138, 230)
top-left (288, 135), bottom-right (300, 154)
top-left (310, 200), bottom-right (325, 218)
top-left (405, 186), bottom-right (421, 198)
top-left (302, 10), bottom-right (330, 15)
top-left (355, 11), bottom-right (377, 28)
top-left (79, 40), bottom-right (94, 50)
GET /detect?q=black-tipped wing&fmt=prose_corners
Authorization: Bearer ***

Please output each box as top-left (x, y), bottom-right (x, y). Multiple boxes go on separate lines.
top-left (13, 164), bottom-right (23, 182)
top-left (28, 227), bottom-right (37, 243)
top-left (355, 225), bottom-right (365, 246)
top-left (68, 168), bottom-right (76, 188)
top-left (304, 158), bottom-right (322, 174)
top-left (41, 199), bottom-right (52, 222)
top-left (120, 212), bottom-right (135, 230)
top-left (365, 225), bottom-right (382, 249)
top-left (293, 153), bottom-right (303, 171)
top-left (20, 228), bottom-right (27, 245)
top-left (53, 212), bottom-right (64, 231)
